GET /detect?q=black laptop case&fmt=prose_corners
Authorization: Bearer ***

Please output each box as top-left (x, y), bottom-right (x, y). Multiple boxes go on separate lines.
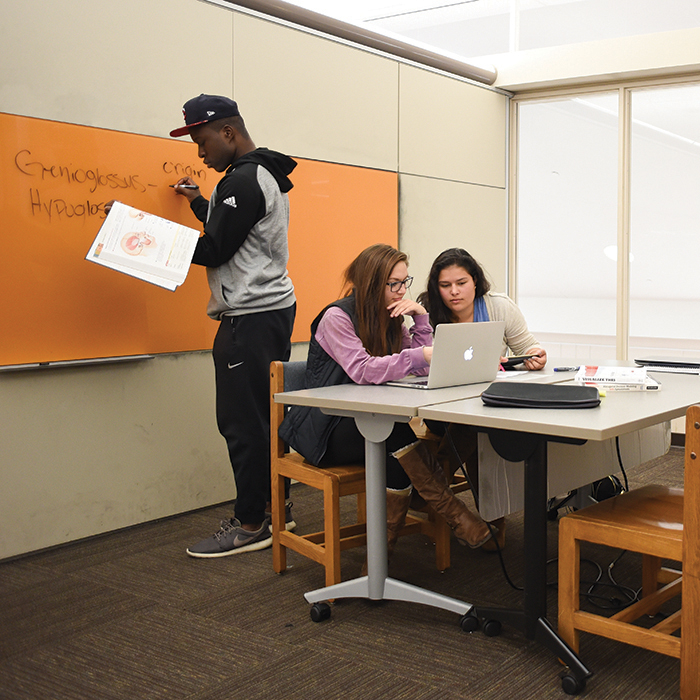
top-left (481, 382), bottom-right (600, 409)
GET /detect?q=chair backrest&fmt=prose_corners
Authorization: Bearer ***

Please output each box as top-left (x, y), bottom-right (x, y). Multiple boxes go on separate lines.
top-left (282, 361), bottom-right (306, 392)
top-left (685, 404), bottom-right (700, 564)
top-left (270, 360), bottom-right (307, 459)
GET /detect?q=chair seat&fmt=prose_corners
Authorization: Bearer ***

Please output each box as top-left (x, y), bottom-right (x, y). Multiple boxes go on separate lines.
top-left (279, 452), bottom-right (366, 493)
top-left (566, 484), bottom-right (683, 540)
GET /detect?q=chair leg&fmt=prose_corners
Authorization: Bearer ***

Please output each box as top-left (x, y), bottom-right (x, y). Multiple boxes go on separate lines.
top-left (356, 491), bottom-right (367, 524)
top-left (642, 554), bottom-right (675, 617)
top-left (642, 554), bottom-right (662, 597)
top-left (271, 464), bottom-right (287, 575)
top-left (558, 518), bottom-right (582, 654)
top-left (323, 475), bottom-right (342, 588)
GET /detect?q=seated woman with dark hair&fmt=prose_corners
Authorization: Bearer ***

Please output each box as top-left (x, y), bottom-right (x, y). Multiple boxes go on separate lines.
top-left (280, 244), bottom-right (492, 564)
top-left (417, 247), bottom-right (547, 549)
top-left (418, 247), bottom-right (546, 369)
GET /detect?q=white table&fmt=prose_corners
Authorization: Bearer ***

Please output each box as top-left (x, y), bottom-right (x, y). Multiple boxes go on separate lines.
top-left (418, 369), bottom-right (700, 693)
top-left (274, 367), bottom-right (567, 615)
top-left (274, 363), bottom-right (699, 692)
top-left (275, 382), bottom-right (484, 617)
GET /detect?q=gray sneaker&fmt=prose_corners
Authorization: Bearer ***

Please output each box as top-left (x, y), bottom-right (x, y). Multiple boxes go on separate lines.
top-left (266, 501), bottom-right (297, 532)
top-left (186, 518), bottom-right (272, 558)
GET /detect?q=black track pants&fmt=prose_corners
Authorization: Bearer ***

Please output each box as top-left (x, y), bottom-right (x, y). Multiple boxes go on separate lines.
top-left (212, 304), bottom-right (296, 525)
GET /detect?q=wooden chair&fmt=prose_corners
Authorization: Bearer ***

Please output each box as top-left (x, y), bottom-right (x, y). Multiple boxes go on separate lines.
top-left (559, 404), bottom-right (700, 699)
top-left (682, 404), bottom-right (700, 699)
top-left (270, 361), bottom-right (469, 587)
top-left (270, 360), bottom-right (367, 588)
top-left (558, 483), bottom-right (683, 659)
top-left (556, 407), bottom-right (700, 691)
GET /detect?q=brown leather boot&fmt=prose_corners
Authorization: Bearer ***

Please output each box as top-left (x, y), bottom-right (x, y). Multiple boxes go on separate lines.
top-left (443, 428), bottom-right (504, 551)
top-left (480, 517), bottom-right (506, 552)
top-left (386, 486), bottom-right (412, 560)
top-left (410, 428), bottom-right (476, 511)
top-left (395, 441), bottom-right (492, 548)
top-left (362, 486), bottom-right (412, 575)
top-left (442, 426), bottom-right (507, 550)
top-left (408, 439), bottom-right (438, 512)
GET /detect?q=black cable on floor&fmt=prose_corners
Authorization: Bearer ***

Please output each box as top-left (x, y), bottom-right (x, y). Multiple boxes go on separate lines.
top-left (616, 435), bottom-right (630, 492)
top-left (546, 553), bottom-right (641, 611)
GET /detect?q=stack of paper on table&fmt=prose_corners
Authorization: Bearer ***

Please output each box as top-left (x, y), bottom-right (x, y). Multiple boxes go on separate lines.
top-left (85, 201), bottom-right (200, 291)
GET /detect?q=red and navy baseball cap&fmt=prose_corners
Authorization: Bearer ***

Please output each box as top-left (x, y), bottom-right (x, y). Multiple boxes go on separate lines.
top-left (169, 94), bottom-right (240, 137)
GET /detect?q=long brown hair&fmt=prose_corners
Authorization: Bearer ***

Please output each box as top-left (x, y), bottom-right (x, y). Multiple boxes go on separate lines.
top-left (343, 244), bottom-right (407, 357)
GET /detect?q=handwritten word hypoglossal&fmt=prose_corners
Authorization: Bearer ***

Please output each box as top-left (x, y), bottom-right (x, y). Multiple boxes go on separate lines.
top-left (29, 188), bottom-right (108, 223)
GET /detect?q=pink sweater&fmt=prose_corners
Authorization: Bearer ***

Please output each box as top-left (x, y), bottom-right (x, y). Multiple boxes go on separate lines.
top-left (316, 306), bottom-right (432, 385)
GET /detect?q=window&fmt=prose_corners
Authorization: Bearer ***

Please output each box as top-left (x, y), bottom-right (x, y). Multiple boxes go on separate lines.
top-left (515, 81), bottom-right (700, 362)
top-left (629, 84), bottom-right (700, 358)
top-left (516, 92), bottom-right (618, 359)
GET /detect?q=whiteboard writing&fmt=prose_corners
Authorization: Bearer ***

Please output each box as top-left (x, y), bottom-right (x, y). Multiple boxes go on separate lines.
top-left (15, 149), bottom-right (150, 193)
top-left (14, 149), bottom-right (209, 225)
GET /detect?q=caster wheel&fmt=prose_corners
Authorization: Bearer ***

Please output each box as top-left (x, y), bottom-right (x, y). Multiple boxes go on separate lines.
top-left (561, 673), bottom-right (586, 695)
top-left (482, 619), bottom-right (502, 637)
top-left (310, 602), bottom-right (331, 623)
top-left (459, 613), bottom-right (479, 633)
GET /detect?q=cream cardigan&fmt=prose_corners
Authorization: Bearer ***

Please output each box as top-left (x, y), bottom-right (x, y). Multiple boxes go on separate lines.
top-left (482, 292), bottom-right (541, 357)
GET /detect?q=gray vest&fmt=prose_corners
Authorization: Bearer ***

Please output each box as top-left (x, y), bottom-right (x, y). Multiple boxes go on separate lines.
top-left (278, 295), bottom-right (357, 465)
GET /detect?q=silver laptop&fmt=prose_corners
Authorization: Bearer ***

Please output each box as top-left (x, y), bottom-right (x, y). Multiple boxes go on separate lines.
top-left (387, 320), bottom-right (505, 389)
top-left (635, 356), bottom-right (700, 375)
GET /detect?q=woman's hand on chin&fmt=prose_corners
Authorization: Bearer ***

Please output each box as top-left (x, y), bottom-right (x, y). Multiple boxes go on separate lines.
top-left (387, 299), bottom-right (426, 318)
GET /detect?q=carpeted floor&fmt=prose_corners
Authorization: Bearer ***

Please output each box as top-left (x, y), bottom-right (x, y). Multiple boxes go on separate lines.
top-left (0, 448), bottom-right (685, 700)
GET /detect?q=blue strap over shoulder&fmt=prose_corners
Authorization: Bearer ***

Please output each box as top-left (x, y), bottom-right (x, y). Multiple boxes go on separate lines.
top-left (473, 295), bottom-right (490, 323)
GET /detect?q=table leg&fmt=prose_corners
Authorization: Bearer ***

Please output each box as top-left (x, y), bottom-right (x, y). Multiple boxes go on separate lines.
top-left (364, 435), bottom-right (388, 598)
top-left (472, 432), bottom-right (592, 687)
top-left (304, 411), bottom-right (473, 616)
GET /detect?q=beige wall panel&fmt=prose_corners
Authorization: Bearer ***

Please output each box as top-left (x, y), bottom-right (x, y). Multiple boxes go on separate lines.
top-left (0, 0), bottom-right (511, 558)
top-left (399, 65), bottom-right (507, 188)
top-left (399, 174), bottom-right (507, 299)
top-left (0, 353), bottom-right (234, 560)
top-left (0, 0), bottom-right (233, 137)
top-left (232, 13), bottom-right (399, 170)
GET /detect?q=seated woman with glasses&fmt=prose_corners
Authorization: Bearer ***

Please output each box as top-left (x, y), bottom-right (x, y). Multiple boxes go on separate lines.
top-left (416, 247), bottom-right (546, 550)
top-left (279, 244), bottom-right (492, 566)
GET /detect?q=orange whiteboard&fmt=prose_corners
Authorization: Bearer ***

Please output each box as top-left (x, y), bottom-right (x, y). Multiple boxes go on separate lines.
top-left (287, 159), bottom-right (398, 343)
top-left (0, 113), bottom-right (397, 366)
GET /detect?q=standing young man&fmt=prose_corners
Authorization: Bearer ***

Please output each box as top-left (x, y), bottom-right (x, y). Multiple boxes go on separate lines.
top-left (170, 94), bottom-right (296, 557)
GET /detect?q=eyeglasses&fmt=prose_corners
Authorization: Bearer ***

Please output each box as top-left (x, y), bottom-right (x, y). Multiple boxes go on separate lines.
top-left (386, 276), bottom-right (413, 293)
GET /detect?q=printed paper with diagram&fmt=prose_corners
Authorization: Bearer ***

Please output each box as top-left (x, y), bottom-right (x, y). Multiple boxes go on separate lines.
top-left (86, 201), bottom-right (200, 290)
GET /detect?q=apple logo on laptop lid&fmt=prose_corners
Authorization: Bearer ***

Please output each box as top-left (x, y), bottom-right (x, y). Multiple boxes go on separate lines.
top-left (464, 346), bottom-right (474, 361)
